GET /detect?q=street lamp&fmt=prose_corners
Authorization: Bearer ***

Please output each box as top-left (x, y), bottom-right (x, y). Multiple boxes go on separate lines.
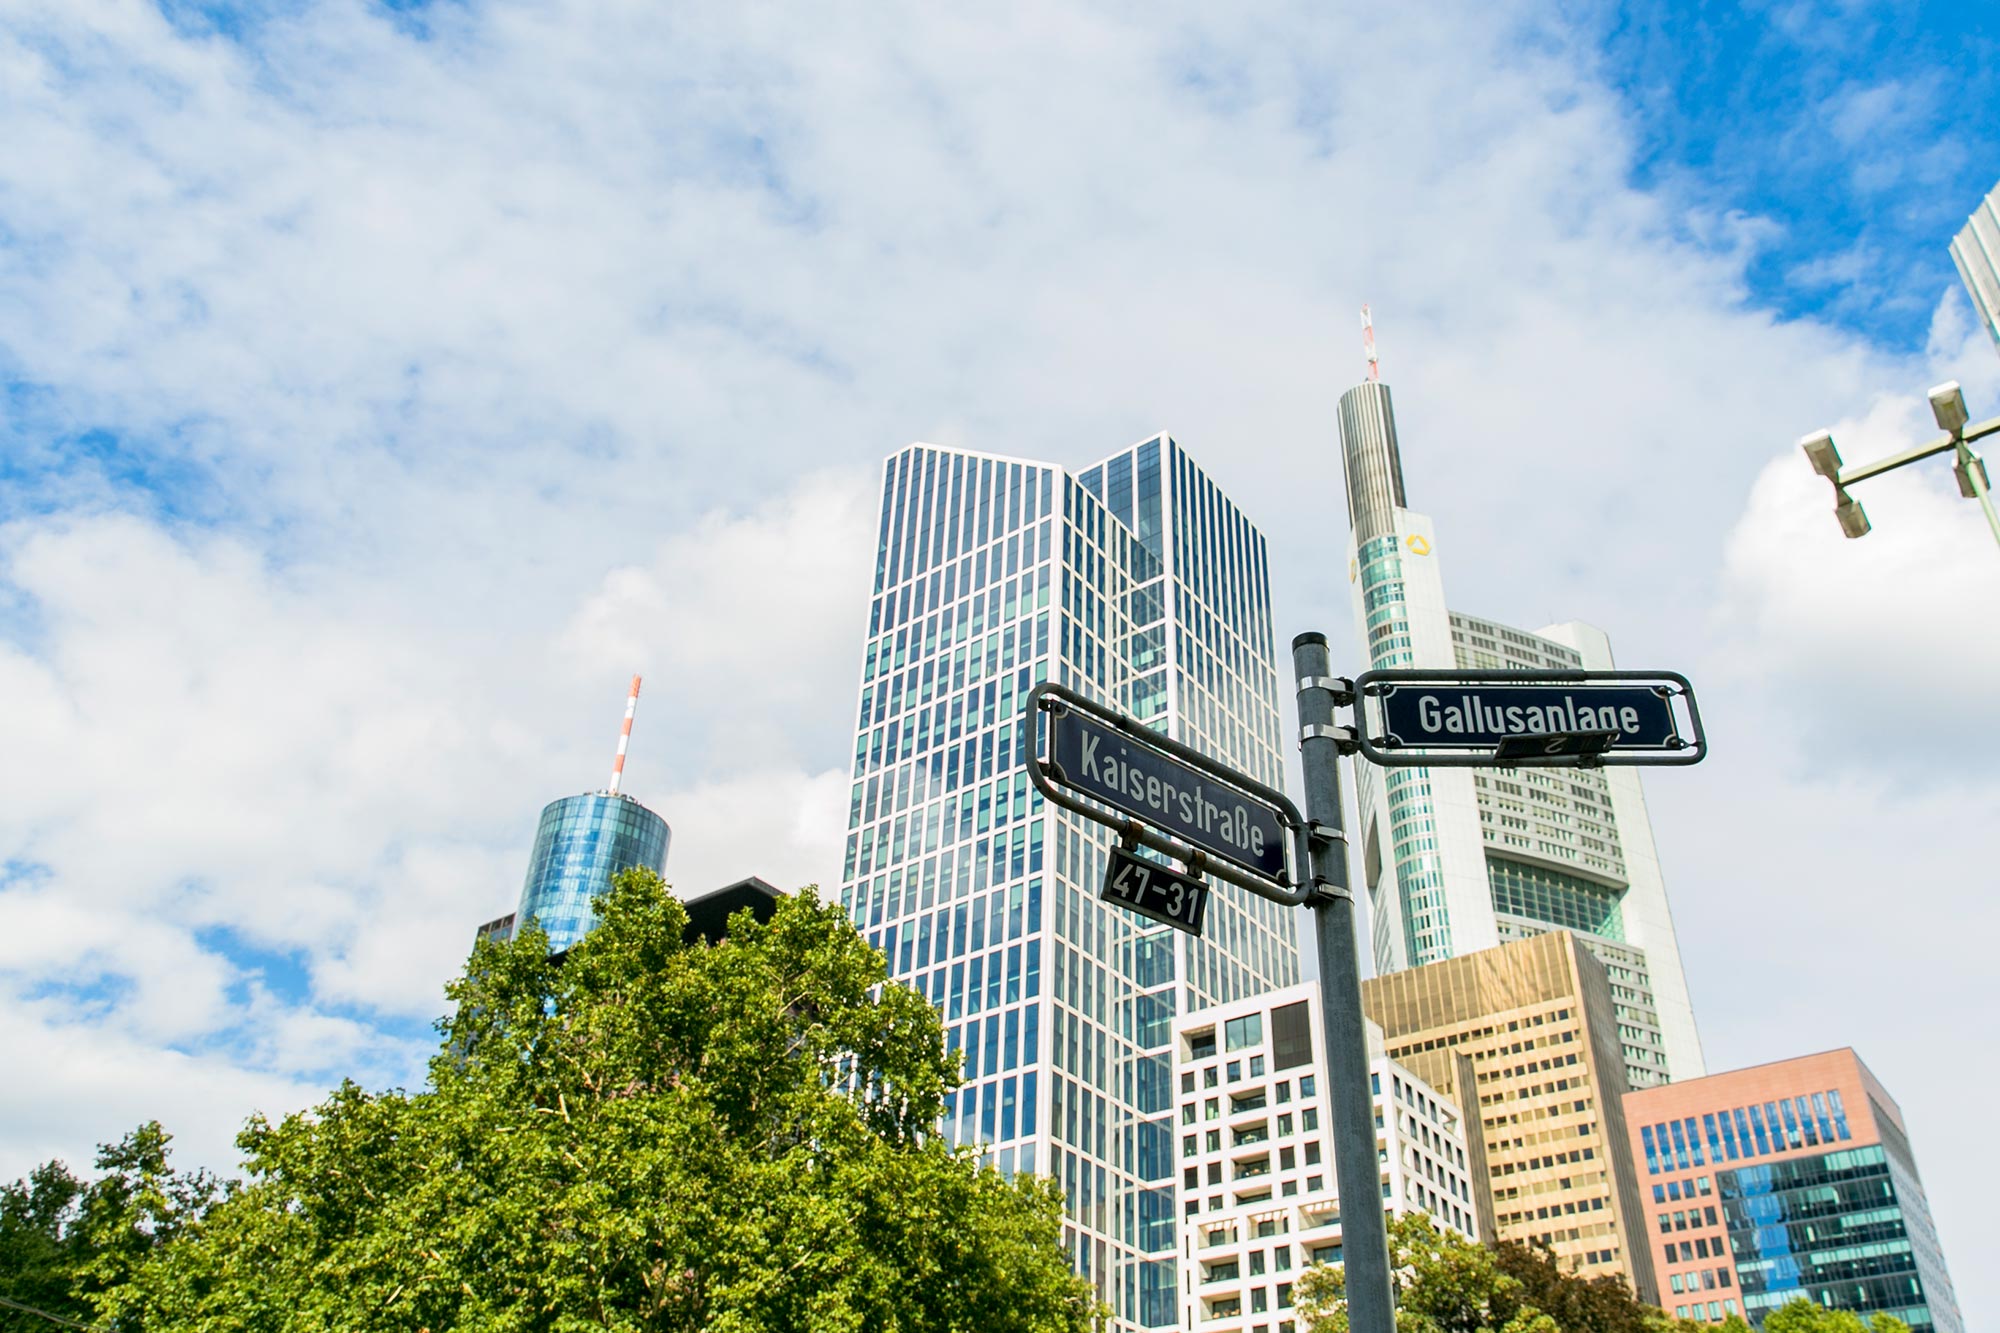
top-left (1799, 381), bottom-right (2000, 552)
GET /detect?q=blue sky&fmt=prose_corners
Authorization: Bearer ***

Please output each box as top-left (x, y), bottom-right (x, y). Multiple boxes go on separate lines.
top-left (2, 1), bottom-right (1998, 1326)
top-left (1595, 0), bottom-right (2000, 346)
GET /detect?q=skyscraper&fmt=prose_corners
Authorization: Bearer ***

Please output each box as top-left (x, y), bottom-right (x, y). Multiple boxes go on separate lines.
top-left (1338, 363), bottom-right (1701, 1092)
top-left (1624, 1050), bottom-right (1962, 1333)
top-left (839, 436), bottom-right (1299, 1329)
top-left (1950, 180), bottom-right (2000, 354)
top-left (1363, 930), bottom-right (1660, 1299)
top-left (504, 677), bottom-right (671, 955)
top-left (514, 791), bottom-right (670, 953)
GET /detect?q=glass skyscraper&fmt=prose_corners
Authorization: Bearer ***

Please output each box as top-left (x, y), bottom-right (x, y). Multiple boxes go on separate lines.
top-left (1338, 375), bottom-right (1703, 1092)
top-left (1950, 178), bottom-right (2000, 355)
top-left (839, 436), bottom-right (1299, 1329)
top-left (514, 792), bottom-right (670, 954)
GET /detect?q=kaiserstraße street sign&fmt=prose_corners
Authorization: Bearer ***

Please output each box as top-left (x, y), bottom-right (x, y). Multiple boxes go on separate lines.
top-left (1045, 704), bottom-right (1289, 881)
top-left (1100, 846), bottom-right (1210, 936)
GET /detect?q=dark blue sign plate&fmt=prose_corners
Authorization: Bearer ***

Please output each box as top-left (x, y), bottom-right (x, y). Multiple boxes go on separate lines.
top-left (1374, 684), bottom-right (1679, 752)
top-left (1048, 711), bottom-right (1286, 880)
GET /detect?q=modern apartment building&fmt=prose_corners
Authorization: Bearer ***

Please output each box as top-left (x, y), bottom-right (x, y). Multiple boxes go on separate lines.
top-left (1361, 930), bottom-right (1658, 1303)
top-left (1338, 371), bottom-right (1700, 1091)
top-left (1623, 1050), bottom-right (1961, 1333)
top-left (1950, 179), bottom-right (2000, 353)
top-left (1173, 986), bottom-right (1478, 1333)
top-left (838, 436), bottom-right (1300, 1329)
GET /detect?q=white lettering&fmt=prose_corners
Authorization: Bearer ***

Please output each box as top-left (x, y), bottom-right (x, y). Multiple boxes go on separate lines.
top-left (1418, 695), bottom-right (1443, 732)
top-left (1621, 706), bottom-right (1640, 734)
top-left (1080, 733), bottom-right (1100, 778)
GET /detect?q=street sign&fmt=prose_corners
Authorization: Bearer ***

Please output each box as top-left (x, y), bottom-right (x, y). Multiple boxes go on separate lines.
top-left (1046, 706), bottom-right (1288, 880)
top-left (1377, 683), bottom-right (1678, 750)
top-left (1100, 846), bottom-right (1210, 936)
top-left (1352, 670), bottom-right (1705, 768)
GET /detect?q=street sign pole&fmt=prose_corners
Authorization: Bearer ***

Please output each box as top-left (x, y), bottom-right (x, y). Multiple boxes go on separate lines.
top-left (1291, 632), bottom-right (1395, 1333)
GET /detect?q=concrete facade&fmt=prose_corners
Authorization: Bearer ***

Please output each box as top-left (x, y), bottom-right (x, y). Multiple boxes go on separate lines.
top-left (1173, 985), bottom-right (1477, 1333)
top-left (1361, 930), bottom-right (1658, 1303)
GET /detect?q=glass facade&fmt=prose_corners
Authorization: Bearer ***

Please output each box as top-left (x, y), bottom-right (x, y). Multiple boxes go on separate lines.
top-left (839, 437), bottom-right (1298, 1330)
top-left (515, 792), bottom-right (671, 954)
top-left (1629, 1055), bottom-right (1962, 1333)
top-left (1354, 532), bottom-right (1454, 965)
top-left (1722, 1147), bottom-right (1953, 1333)
top-left (1487, 857), bottom-right (1624, 940)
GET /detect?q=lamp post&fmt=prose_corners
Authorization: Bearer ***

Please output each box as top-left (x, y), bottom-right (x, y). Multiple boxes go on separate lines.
top-left (1800, 381), bottom-right (2000, 552)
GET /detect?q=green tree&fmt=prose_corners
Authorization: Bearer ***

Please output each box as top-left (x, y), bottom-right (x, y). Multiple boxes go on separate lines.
top-left (98, 870), bottom-right (1098, 1332)
top-left (1295, 1214), bottom-right (1703, 1333)
top-left (1, 1158), bottom-right (86, 1330)
top-left (1763, 1299), bottom-right (1912, 1333)
top-left (0, 1122), bottom-right (219, 1331)
top-left (1491, 1237), bottom-right (1694, 1333)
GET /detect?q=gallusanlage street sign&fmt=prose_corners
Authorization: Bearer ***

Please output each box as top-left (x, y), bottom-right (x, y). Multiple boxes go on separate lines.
top-left (1100, 846), bottom-right (1210, 936)
top-left (1353, 670), bottom-right (1706, 769)
top-left (1046, 704), bottom-right (1289, 881)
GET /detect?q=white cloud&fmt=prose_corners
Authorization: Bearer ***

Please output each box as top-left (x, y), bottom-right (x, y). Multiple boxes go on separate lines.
top-left (0, 0), bottom-right (1994, 1321)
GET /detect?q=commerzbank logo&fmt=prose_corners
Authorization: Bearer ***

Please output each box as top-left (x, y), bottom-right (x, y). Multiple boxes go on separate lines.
top-left (1351, 535), bottom-right (1430, 583)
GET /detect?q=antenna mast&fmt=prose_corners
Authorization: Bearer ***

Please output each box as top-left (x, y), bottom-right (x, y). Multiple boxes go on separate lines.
top-left (1362, 304), bottom-right (1380, 383)
top-left (608, 674), bottom-right (641, 795)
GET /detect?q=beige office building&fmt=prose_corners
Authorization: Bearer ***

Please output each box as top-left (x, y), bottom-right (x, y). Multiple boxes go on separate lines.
top-left (1361, 930), bottom-right (1658, 1304)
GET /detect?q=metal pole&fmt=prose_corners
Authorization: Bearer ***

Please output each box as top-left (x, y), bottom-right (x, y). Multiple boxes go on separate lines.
top-left (1290, 632), bottom-right (1395, 1333)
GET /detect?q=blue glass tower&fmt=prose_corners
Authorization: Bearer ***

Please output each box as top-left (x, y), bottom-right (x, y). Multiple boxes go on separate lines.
top-left (838, 435), bottom-right (1297, 1330)
top-left (515, 792), bottom-right (670, 954)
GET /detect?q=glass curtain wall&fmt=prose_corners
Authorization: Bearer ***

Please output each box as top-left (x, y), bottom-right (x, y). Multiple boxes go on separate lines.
top-left (840, 437), bottom-right (1297, 1331)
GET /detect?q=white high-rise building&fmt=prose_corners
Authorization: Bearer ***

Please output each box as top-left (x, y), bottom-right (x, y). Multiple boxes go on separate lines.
top-left (1950, 180), bottom-right (2000, 354)
top-left (839, 436), bottom-right (1300, 1330)
top-left (1337, 377), bottom-right (1703, 1091)
top-left (1173, 986), bottom-right (1478, 1333)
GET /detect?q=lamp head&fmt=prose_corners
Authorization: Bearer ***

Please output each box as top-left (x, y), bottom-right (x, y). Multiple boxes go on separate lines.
top-left (1800, 430), bottom-right (1843, 479)
top-left (1834, 488), bottom-right (1871, 539)
top-left (1955, 453), bottom-right (1990, 499)
top-left (1929, 381), bottom-right (1970, 436)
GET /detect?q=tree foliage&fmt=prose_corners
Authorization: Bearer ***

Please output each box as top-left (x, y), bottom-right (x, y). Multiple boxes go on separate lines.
top-left (0, 1122), bottom-right (220, 1331)
top-left (81, 870), bottom-right (1096, 1331)
top-left (1761, 1300), bottom-right (1911, 1333)
top-left (1295, 1213), bottom-right (1703, 1333)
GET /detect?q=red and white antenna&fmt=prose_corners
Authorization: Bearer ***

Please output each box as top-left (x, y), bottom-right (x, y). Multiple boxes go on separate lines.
top-left (1362, 304), bottom-right (1380, 382)
top-left (607, 674), bottom-right (641, 795)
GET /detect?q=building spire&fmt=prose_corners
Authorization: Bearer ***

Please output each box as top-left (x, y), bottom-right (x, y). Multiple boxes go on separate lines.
top-left (1362, 304), bottom-right (1380, 383)
top-left (608, 674), bottom-right (641, 795)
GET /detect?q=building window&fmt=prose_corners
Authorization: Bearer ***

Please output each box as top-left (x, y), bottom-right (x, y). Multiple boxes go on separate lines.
top-left (1271, 1000), bottom-right (1312, 1070)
